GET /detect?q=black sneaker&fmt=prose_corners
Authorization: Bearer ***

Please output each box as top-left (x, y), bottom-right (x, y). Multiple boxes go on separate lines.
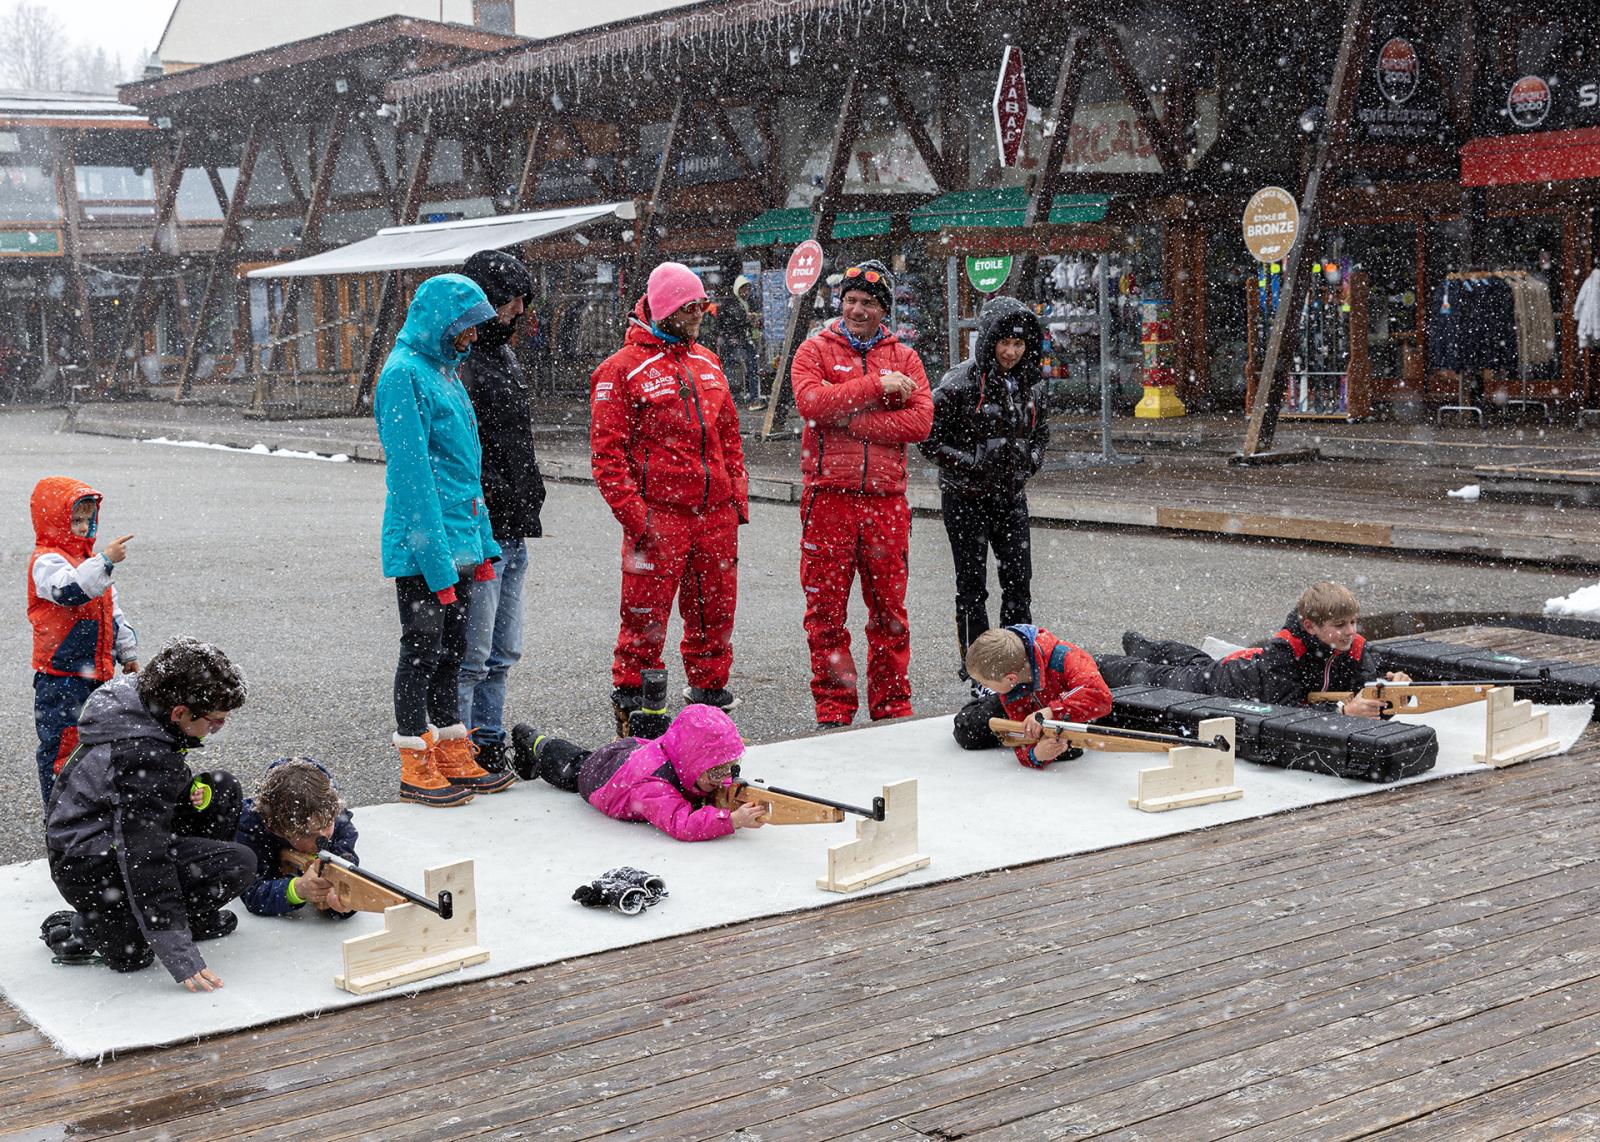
top-left (683, 686), bottom-right (740, 712)
top-left (192, 909), bottom-right (238, 941)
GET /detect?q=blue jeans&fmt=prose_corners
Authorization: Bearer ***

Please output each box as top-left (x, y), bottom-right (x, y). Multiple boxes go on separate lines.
top-left (458, 538), bottom-right (527, 745)
top-left (34, 672), bottom-right (102, 809)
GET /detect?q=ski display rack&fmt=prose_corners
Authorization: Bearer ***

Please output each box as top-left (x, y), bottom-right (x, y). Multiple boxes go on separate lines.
top-left (1245, 264), bottom-right (1372, 420)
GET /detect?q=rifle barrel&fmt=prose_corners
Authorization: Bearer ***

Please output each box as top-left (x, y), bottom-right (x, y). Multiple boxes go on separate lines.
top-left (1038, 719), bottom-right (1231, 753)
top-left (318, 850), bottom-right (452, 920)
top-left (748, 780), bottom-right (886, 821)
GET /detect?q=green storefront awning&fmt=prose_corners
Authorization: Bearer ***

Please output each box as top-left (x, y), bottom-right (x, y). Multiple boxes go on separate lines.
top-left (908, 188), bottom-right (1111, 232)
top-left (734, 207), bottom-right (893, 248)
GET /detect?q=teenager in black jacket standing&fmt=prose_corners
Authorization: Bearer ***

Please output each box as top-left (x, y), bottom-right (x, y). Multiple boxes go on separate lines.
top-left (918, 296), bottom-right (1050, 677)
top-left (458, 249), bottom-right (545, 774)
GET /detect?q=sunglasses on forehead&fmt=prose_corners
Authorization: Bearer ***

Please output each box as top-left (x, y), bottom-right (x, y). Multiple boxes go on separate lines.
top-left (843, 265), bottom-right (883, 283)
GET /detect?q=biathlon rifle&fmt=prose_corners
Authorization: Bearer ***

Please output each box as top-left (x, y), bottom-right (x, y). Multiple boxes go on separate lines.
top-left (281, 848), bottom-right (453, 919)
top-left (712, 766), bottom-right (886, 825)
top-left (989, 715), bottom-right (1231, 754)
top-left (1307, 669), bottom-right (1549, 716)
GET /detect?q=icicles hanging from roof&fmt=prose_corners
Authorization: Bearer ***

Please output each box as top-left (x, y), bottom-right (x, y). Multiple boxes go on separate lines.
top-left (391, 0), bottom-right (950, 116)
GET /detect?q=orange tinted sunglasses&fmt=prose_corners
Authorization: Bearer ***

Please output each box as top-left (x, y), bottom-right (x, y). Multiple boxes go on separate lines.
top-left (676, 299), bottom-right (711, 313)
top-left (844, 266), bottom-right (883, 283)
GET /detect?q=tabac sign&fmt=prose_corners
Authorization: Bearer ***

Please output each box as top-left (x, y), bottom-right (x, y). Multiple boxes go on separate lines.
top-left (1242, 187), bottom-right (1299, 263)
top-left (993, 46), bottom-right (1028, 168)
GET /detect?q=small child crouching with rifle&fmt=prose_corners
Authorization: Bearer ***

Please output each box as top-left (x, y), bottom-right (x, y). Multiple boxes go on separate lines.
top-left (953, 625), bottom-right (1113, 767)
top-left (514, 704), bottom-right (769, 840)
top-left (236, 758), bottom-right (361, 919)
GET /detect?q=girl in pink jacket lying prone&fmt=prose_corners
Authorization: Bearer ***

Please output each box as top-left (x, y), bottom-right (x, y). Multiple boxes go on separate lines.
top-left (515, 704), bottom-right (767, 841)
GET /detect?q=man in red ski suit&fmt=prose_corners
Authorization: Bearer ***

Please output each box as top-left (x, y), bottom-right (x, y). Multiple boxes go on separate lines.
top-left (789, 260), bottom-right (933, 727)
top-left (590, 262), bottom-right (749, 735)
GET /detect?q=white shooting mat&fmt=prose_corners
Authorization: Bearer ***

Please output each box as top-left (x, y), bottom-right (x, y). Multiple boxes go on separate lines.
top-left (1, 703), bottom-right (1591, 1061)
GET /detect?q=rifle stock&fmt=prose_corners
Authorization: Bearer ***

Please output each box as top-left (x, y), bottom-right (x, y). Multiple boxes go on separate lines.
top-left (1308, 680), bottom-right (1503, 714)
top-left (713, 773), bottom-right (886, 824)
top-left (281, 849), bottom-right (452, 919)
top-left (989, 717), bottom-right (1230, 754)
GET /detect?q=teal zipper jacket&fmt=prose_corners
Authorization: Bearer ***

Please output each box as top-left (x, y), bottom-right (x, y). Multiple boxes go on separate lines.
top-left (375, 273), bottom-right (501, 591)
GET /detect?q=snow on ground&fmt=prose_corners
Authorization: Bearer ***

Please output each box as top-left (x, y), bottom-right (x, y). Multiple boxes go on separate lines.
top-left (1545, 582), bottom-right (1600, 620)
top-left (143, 436), bottom-right (349, 462)
top-left (1447, 484), bottom-right (1480, 500)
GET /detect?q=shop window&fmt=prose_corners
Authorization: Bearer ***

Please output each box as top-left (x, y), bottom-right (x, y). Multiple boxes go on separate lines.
top-left (74, 165), bottom-right (154, 202)
top-left (176, 167), bottom-right (238, 222)
top-left (1329, 224), bottom-right (1417, 379)
top-left (0, 163), bottom-right (61, 222)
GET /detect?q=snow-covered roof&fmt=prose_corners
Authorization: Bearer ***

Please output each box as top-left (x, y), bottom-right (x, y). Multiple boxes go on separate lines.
top-left (0, 90), bottom-right (149, 126)
top-left (155, 1), bottom-right (702, 70)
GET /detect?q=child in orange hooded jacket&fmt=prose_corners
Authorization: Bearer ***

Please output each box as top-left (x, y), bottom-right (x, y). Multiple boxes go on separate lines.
top-left (27, 477), bottom-right (139, 806)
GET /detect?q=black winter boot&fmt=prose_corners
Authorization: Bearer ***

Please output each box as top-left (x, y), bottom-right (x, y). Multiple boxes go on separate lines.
top-left (683, 685), bottom-right (739, 712)
top-left (535, 735), bottom-right (589, 793)
top-left (510, 723), bottom-right (540, 781)
top-left (192, 908), bottom-right (238, 941)
top-left (610, 686), bottom-right (643, 738)
top-left (475, 738), bottom-right (511, 775)
top-left (630, 669), bottom-right (672, 739)
top-left (39, 910), bottom-right (99, 965)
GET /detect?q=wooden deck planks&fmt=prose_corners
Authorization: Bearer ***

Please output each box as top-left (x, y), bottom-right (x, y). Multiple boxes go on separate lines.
top-left (4, 634), bottom-right (1599, 1139)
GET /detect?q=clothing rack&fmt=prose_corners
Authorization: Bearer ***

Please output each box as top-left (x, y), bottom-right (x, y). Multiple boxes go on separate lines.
top-left (1435, 269), bottom-right (1554, 424)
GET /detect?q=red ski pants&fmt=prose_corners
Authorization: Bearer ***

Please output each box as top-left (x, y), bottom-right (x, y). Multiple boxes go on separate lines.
top-left (613, 502), bottom-right (739, 691)
top-left (799, 488), bottom-right (912, 723)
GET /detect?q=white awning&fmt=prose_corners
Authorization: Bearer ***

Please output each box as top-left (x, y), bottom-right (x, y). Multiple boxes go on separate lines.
top-left (246, 201), bottom-right (638, 278)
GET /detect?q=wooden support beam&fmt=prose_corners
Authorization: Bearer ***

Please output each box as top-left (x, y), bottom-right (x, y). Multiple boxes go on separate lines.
top-left (883, 74), bottom-right (949, 191)
top-left (698, 99), bottom-right (758, 183)
top-left (1024, 27), bottom-right (1090, 230)
top-left (270, 129), bottom-right (308, 207)
top-left (252, 107), bottom-right (351, 411)
top-left (1238, 0), bottom-right (1371, 459)
top-left (357, 118), bottom-right (394, 202)
top-left (630, 93), bottom-right (686, 291)
top-left (1093, 18), bottom-right (1183, 175)
top-left (175, 122), bottom-right (266, 400)
top-left (514, 117), bottom-right (547, 209)
top-left (761, 69), bottom-right (862, 440)
top-left (938, 64), bottom-right (969, 190)
top-left (204, 165), bottom-right (229, 215)
top-left (554, 117), bottom-right (616, 198)
top-left (96, 130), bottom-right (189, 396)
top-left (356, 115), bottom-right (435, 410)
top-left (52, 132), bottom-right (95, 385)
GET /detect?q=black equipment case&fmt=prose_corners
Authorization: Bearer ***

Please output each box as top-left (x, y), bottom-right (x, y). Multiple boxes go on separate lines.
top-left (1374, 637), bottom-right (1600, 712)
top-left (1103, 686), bottom-right (1438, 784)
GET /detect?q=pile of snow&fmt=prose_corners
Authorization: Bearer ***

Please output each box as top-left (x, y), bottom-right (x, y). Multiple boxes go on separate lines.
top-left (1545, 582), bottom-right (1600, 620)
top-left (143, 437), bottom-right (349, 462)
top-left (1447, 484), bottom-right (1480, 501)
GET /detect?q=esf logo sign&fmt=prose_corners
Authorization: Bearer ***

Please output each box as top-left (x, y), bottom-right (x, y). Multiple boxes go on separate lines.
top-left (1508, 75), bottom-right (1552, 129)
top-left (1377, 38), bottom-right (1419, 105)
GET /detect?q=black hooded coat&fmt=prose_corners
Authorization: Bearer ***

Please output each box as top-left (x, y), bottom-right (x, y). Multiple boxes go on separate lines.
top-left (462, 250), bottom-right (545, 540)
top-left (918, 295), bottom-right (1049, 495)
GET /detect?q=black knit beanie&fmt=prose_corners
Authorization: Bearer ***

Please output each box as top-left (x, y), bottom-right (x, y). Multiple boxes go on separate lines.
top-left (839, 259), bottom-right (895, 312)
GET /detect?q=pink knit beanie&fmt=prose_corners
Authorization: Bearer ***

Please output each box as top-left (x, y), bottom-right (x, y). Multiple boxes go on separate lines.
top-left (646, 262), bottom-right (707, 321)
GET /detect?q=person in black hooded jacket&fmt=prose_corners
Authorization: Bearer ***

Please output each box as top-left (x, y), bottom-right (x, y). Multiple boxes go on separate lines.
top-left (457, 249), bottom-right (545, 775)
top-left (918, 295), bottom-right (1050, 676)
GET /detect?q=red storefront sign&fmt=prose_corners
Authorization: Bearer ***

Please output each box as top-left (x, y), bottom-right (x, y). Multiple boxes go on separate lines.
top-left (993, 46), bottom-right (1028, 168)
top-left (1461, 127), bottom-right (1600, 186)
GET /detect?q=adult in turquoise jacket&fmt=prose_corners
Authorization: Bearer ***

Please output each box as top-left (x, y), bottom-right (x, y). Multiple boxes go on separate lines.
top-left (375, 273), bottom-right (514, 807)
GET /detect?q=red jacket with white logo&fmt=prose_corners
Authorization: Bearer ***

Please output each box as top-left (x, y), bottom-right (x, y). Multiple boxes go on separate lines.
top-left (994, 625), bottom-right (1114, 768)
top-left (590, 299), bottom-right (749, 536)
top-left (790, 320), bottom-right (933, 495)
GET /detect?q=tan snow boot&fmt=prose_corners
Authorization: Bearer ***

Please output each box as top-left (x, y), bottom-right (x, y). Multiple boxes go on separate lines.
top-left (431, 723), bottom-right (516, 794)
top-left (397, 729), bottom-right (474, 807)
